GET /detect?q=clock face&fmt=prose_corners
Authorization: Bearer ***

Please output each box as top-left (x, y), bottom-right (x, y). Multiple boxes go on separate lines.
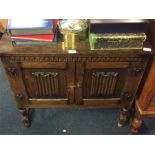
top-left (59, 19), bottom-right (88, 32)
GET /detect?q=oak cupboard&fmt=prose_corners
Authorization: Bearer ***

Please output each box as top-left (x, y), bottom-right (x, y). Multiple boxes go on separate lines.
top-left (0, 36), bottom-right (151, 129)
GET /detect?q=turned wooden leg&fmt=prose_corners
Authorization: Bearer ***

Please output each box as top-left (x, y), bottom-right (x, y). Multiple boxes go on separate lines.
top-left (19, 108), bottom-right (31, 128)
top-left (118, 108), bottom-right (129, 127)
top-left (129, 112), bottom-right (142, 134)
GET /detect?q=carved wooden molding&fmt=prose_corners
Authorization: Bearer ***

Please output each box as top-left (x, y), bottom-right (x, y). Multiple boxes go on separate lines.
top-left (7, 67), bottom-right (17, 76)
top-left (32, 72), bottom-right (58, 77)
top-left (4, 55), bottom-right (144, 62)
top-left (132, 67), bottom-right (144, 76)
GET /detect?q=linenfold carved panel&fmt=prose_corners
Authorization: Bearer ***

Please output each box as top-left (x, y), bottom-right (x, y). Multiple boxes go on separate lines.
top-left (90, 72), bottom-right (118, 97)
top-left (32, 72), bottom-right (59, 97)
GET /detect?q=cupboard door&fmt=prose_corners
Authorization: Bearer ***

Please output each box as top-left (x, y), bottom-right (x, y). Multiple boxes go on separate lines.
top-left (20, 62), bottom-right (75, 108)
top-left (23, 69), bottom-right (66, 98)
top-left (75, 61), bottom-right (146, 108)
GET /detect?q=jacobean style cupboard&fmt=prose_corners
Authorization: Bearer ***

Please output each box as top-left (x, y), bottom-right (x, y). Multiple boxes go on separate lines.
top-left (0, 36), bottom-right (151, 129)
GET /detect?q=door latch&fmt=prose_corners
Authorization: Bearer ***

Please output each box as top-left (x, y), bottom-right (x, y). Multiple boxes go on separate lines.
top-left (68, 82), bottom-right (82, 89)
top-left (76, 82), bottom-right (82, 88)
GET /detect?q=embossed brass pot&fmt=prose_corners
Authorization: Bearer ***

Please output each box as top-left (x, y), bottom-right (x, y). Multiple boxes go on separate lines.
top-left (58, 20), bottom-right (88, 50)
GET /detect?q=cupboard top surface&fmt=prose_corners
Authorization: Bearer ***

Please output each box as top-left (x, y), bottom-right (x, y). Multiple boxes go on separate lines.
top-left (0, 35), bottom-right (152, 56)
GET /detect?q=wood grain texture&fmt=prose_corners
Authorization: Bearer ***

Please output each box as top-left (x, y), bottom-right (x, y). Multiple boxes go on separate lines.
top-left (134, 58), bottom-right (155, 117)
top-left (29, 98), bottom-right (68, 108)
top-left (129, 58), bottom-right (155, 134)
top-left (136, 59), bottom-right (155, 111)
top-left (86, 62), bottom-right (129, 69)
top-left (120, 61), bottom-right (148, 109)
top-left (0, 35), bottom-right (151, 55)
top-left (75, 62), bottom-right (84, 105)
top-left (20, 62), bottom-right (67, 69)
top-left (83, 98), bottom-right (122, 107)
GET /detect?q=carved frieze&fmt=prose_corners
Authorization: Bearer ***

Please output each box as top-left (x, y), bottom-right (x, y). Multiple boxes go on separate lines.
top-left (3, 55), bottom-right (144, 63)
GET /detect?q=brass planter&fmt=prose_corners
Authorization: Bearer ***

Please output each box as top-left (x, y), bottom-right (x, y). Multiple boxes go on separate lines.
top-left (58, 20), bottom-right (88, 50)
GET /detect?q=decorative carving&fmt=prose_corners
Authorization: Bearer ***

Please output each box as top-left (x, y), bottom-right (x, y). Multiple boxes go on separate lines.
top-left (4, 55), bottom-right (144, 63)
top-left (132, 67), bottom-right (144, 76)
top-left (90, 72), bottom-right (118, 97)
top-left (32, 72), bottom-right (58, 77)
top-left (32, 72), bottom-right (59, 97)
top-left (7, 67), bottom-right (17, 76)
top-left (19, 108), bottom-right (31, 128)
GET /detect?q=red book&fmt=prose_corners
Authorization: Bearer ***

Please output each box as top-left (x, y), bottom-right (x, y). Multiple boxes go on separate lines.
top-left (11, 34), bottom-right (54, 42)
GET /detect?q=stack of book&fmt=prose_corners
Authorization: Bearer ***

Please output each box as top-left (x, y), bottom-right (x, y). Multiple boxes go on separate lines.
top-left (89, 19), bottom-right (149, 50)
top-left (7, 19), bottom-right (58, 46)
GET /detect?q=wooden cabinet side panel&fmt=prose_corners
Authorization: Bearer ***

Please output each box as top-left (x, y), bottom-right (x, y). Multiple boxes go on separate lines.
top-left (121, 60), bottom-right (149, 109)
top-left (1, 57), bottom-right (30, 108)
